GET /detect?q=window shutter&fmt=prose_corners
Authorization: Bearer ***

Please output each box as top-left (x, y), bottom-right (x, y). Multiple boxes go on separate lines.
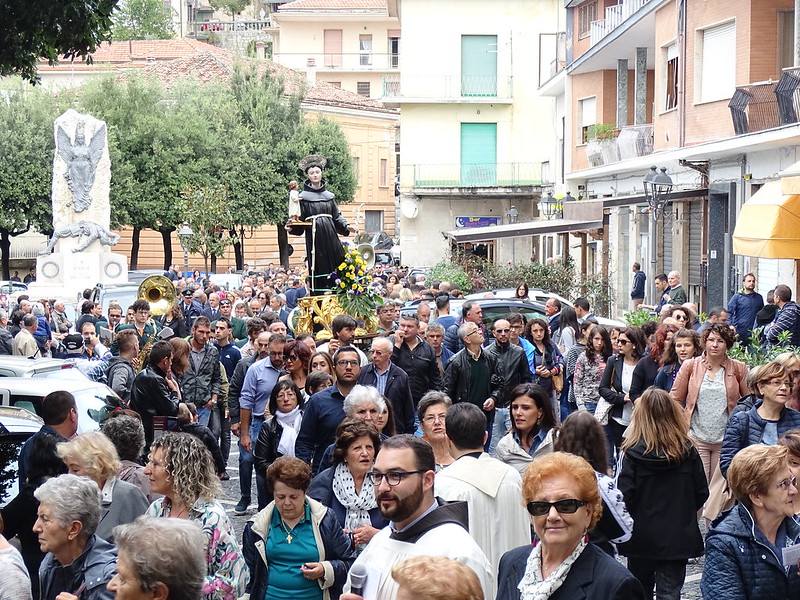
top-left (701, 21), bottom-right (735, 102)
top-left (581, 97), bottom-right (597, 127)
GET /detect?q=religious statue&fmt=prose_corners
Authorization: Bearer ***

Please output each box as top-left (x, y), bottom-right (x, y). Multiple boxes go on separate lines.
top-left (287, 156), bottom-right (357, 294)
top-left (39, 221), bottom-right (121, 255)
top-left (57, 120), bottom-right (106, 212)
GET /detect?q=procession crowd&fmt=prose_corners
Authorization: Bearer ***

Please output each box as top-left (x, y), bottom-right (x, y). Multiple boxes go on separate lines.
top-left (2, 263), bottom-right (800, 600)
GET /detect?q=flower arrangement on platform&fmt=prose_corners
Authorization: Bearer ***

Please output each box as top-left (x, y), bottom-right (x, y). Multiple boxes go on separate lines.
top-left (331, 245), bottom-right (383, 321)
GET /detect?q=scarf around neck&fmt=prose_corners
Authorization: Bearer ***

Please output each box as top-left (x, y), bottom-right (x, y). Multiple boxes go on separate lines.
top-left (275, 406), bottom-right (302, 457)
top-left (518, 537), bottom-right (587, 600)
top-left (331, 462), bottom-right (376, 533)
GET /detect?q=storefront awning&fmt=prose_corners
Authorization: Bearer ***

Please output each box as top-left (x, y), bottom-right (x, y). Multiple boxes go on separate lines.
top-left (444, 219), bottom-right (603, 243)
top-left (732, 179), bottom-right (800, 258)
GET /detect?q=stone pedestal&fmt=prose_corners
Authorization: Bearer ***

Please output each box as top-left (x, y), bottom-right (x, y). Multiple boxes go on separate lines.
top-left (28, 244), bottom-right (128, 301)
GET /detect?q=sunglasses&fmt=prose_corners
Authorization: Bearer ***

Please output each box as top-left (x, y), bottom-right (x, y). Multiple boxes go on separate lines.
top-left (617, 338), bottom-right (631, 345)
top-left (494, 328), bottom-right (511, 334)
top-left (527, 498), bottom-right (587, 517)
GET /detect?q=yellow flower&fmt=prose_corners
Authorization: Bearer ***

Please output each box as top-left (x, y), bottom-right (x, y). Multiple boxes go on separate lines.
top-left (339, 262), bottom-right (347, 270)
top-left (340, 282), bottom-right (346, 289)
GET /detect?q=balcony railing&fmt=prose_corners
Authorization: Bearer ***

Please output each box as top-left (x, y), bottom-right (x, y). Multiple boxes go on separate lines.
top-left (589, 0), bottom-right (650, 46)
top-left (413, 163), bottom-right (543, 187)
top-left (193, 19), bottom-right (272, 34)
top-left (274, 52), bottom-right (399, 71)
top-left (539, 32), bottom-right (566, 87)
top-left (382, 74), bottom-right (513, 100)
top-left (729, 67), bottom-right (800, 135)
top-left (584, 124), bottom-right (653, 167)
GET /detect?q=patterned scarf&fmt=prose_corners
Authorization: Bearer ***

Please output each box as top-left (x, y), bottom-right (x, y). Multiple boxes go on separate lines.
top-left (331, 462), bottom-right (377, 532)
top-left (518, 537), bottom-right (587, 600)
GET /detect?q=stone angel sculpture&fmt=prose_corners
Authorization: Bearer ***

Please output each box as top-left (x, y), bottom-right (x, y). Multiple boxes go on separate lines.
top-left (57, 121), bottom-right (106, 212)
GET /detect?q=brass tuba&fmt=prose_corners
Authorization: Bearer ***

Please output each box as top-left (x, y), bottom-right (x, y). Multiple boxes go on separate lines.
top-left (137, 275), bottom-right (177, 316)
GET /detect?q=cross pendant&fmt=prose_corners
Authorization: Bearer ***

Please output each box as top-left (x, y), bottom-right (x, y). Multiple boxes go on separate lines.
top-left (286, 534), bottom-right (293, 544)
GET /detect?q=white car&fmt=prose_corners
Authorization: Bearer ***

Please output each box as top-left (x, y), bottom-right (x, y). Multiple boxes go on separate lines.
top-left (0, 377), bottom-right (120, 434)
top-left (0, 356), bottom-right (89, 381)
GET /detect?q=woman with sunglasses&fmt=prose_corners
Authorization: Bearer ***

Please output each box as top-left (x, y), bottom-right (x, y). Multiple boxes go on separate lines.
top-left (497, 452), bottom-right (644, 600)
top-left (280, 339), bottom-right (312, 397)
top-left (702, 444), bottom-right (800, 600)
top-left (670, 323), bottom-right (749, 484)
top-left (598, 326), bottom-right (647, 467)
top-left (616, 388), bottom-right (708, 600)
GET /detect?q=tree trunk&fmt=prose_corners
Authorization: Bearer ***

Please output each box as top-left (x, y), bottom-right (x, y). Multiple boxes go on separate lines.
top-left (130, 227), bottom-right (141, 270)
top-left (159, 228), bottom-right (174, 270)
top-left (211, 253), bottom-right (217, 274)
top-left (0, 230), bottom-right (10, 280)
top-left (231, 227), bottom-right (243, 270)
top-left (277, 224), bottom-right (290, 269)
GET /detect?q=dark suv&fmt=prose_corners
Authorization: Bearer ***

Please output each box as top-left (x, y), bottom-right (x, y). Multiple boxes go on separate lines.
top-left (401, 297), bottom-right (547, 328)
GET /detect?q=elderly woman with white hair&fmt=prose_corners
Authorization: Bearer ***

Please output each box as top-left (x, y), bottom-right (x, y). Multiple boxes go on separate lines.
top-left (57, 431), bottom-right (149, 543)
top-left (109, 516), bottom-right (206, 600)
top-left (34, 474), bottom-right (117, 600)
top-left (315, 385), bottom-right (388, 472)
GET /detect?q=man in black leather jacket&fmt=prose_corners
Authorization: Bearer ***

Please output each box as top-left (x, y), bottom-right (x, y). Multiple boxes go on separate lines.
top-left (130, 340), bottom-right (180, 449)
top-left (444, 322), bottom-right (504, 450)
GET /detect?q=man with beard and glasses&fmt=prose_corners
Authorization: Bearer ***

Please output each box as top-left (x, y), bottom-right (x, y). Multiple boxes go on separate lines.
top-left (341, 435), bottom-right (492, 600)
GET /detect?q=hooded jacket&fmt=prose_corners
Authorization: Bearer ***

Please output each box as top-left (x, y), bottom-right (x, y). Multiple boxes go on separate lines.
top-left (616, 440), bottom-right (708, 560)
top-left (702, 504), bottom-right (800, 600)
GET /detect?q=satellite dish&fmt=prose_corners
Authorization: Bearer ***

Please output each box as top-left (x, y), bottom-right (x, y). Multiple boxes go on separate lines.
top-left (400, 199), bottom-right (419, 219)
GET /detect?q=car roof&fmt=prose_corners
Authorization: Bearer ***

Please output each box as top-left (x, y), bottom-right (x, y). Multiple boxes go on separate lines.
top-left (0, 357), bottom-right (78, 370)
top-left (0, 377), bottom-right (111, 394)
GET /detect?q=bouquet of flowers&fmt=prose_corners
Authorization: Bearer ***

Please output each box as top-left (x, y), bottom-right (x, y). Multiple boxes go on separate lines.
top-left (332, 245), bottom-right (383, 321)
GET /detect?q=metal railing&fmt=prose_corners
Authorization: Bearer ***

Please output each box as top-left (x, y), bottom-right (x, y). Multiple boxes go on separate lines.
top-left (729, 81), bottom-right (780, 135)
top-left (193, 19), bottom-right (272, 33)
top-left (539, 32), bottom-right (566, 87)
top-left (617, 124), bottom-right (654, 159)
top-left (381, 74), bottom-right (513, 99)
top-left (590, 0), bottom-right (650, 46)
top-left (413, 163), bottom-right (543, 187)
top-left (273, 52), bottom-right (399, 71)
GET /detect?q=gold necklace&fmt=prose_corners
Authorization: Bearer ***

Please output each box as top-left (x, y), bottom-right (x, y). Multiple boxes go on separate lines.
top-left (279, 518), bottom-right (297, 543)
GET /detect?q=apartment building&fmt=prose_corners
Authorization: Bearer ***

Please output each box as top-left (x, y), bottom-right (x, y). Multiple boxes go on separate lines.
top-left (543, 0), bottom-right (800, 316)
top-left (388, 0), bottom-right (562, 267)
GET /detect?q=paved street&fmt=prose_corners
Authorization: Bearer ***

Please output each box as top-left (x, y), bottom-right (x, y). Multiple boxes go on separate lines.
top-left (217, 447), bottom-right (705, 599)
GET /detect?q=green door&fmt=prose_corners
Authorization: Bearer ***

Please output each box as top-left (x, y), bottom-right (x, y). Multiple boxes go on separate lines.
top-left (461, 123), bottom-right (497, 185)
top-left (461, 35), bottom-right (497, 96)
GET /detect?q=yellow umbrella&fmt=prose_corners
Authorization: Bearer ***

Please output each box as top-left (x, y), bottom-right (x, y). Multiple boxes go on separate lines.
top-left (732, 179), bottom-right (800, 258)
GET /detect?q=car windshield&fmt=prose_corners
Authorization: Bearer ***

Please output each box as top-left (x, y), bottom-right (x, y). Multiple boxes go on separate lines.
top-left (72, 388), bottom-right (114, 432)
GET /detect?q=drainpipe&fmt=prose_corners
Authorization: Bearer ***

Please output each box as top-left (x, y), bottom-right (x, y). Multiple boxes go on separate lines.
top-left (678, 0), bottom-right (687, 147)
top-left (795, 0), bottom-right (800, 66)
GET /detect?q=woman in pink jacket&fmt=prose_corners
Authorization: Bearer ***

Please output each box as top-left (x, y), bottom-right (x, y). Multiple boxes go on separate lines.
top-left (669, 323), bottom-right (748, 483)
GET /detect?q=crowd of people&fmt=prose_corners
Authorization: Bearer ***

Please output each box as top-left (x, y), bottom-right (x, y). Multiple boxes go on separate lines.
top-left (4, 263), bottom-right (800, 600)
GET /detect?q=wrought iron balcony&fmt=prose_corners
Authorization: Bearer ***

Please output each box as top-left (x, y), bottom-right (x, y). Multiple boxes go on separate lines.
top-left (274, 52), bottom-right (399, 71)
top-left (413, 163), bottom-right (543, 188)
top-left (381, 74), bottom-right (513, 101)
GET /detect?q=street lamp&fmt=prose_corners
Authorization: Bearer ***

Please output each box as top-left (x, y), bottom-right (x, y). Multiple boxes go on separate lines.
top-left (177, 222), bottom-right (194, 275)
top-left (540, 192), bottom-right (562, 220)
top-left (506, 205), bottom-right (519, 224)
top-left (642, 166), bottom-right (674, 304)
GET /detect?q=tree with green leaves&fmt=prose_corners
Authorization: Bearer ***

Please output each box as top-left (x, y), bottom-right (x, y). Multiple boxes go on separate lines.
top-left (1, 0), bottom-right (119, 83)
top-left (111, 0), bottom-right (175, 40)
top-left (181, 185), bottom-right (238, 274)
top-left (0, 83), bottom-right (59, 278)
top-left (209, 0), bottom-right (251, 18)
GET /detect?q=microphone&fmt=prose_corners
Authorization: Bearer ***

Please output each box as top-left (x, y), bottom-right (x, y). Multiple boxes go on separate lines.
top-left (349, 564), bottom-right (368, 597)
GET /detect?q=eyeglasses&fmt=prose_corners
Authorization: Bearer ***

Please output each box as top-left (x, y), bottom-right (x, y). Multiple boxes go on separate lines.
top-left (283, 355), bottom-right (298, 362)
top-left (220, 302), bottom-right (231, 307)
top-left (765, 379), bottom-right (795, 389)
top-left (336, 359), bottom-right (360, 367)
top-left (777, 476), bottom-right (798, 491)
top-left (422, 414), bottom-right (446, 424)
top-left (366, 470), bottom-right (426, 487)
top-left (370, 350), bottom-right (385, 355)
top-left (494, 328), bottom-right (510, 334)
top-left (617, 339), bottom-right (631, 345)
top-left (526, 498), bottom-right (587, 517)
top-left (467, 329), bottom-right (482, 337)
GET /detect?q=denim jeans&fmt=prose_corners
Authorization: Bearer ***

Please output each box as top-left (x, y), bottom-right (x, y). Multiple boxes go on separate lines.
top-left (489, 407), bottom-right (511, 456)
top-left (238, 418), bottom-right (266, 507)
top-left (626, 557), bottom-right (687, 600)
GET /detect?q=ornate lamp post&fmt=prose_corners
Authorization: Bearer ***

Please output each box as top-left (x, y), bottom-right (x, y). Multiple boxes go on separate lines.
top-left (177, 222), bottom-right (194, 275)
top-left (643, 166), bottom-right (674, 304)
top-left (540, 192), bottom-right (562, 220)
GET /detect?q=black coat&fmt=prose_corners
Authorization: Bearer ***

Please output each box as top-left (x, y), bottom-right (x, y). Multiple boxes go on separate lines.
top-left (390, 336), bottom-right (443, 404)
top-left (228, 353), bottom-right (259, 425)
top-left (179, 422), bottom-right (226, 474)
top-left (616, 441), bottom-right (708, 560)
top-left (357, 362), bottom-right (415, 433)
top-left (130, 364), bottom-right (179, 448)
top-left (599, 354), bottom-right (631, 421)
top-left (628, 355), bottom-right (659, 402)
top-left (444, 348), bottom-right (504, 411)
top-left (497, 542), bottom-right (644, 600)
top-left (308, 466), bottom-right (388, 532)
top-left (486, 341), bottom-right (532, 406)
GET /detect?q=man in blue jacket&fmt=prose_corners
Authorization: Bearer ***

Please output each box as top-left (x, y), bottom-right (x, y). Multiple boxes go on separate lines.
top-left (630, 262), bottom-right (646, 312)
top-left (762, 284), bottom-right (800, 346)
top-left (726, 272), bottom-right (764, 344)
